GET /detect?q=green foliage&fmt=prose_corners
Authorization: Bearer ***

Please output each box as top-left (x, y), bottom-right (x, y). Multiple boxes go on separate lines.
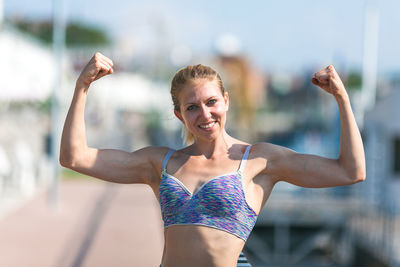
top-left (38, 96), bottom-right (52, 113)
top-left (12, 19), bottom-right (110, 47)
top-left (66, 23), bottom-right (110, 46)
top-left (15, 20), bottom-right (53, 43)
top-left (346, 71), bottom-right (362, 90)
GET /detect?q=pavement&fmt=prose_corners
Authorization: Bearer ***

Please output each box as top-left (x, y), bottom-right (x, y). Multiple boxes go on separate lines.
top-left (0, 180), bottom-right (164, 267)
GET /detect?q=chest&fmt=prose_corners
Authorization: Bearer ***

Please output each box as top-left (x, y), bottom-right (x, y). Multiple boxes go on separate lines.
top-left (159, 171), bottom-right (247, 210)
top-left (153, 149), bottom-right (276, 215)
top-left (164, 156), bottom-right (244, 194)
top-left (158, 170), bottom-right (258, 234)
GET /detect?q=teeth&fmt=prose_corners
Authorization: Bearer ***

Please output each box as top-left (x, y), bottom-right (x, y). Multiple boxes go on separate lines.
top-left (199, 122), bottom-right (215, 129)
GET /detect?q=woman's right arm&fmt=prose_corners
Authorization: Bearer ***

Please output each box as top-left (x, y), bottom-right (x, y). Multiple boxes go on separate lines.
top-left (59, 52), bottom-right (162, 185)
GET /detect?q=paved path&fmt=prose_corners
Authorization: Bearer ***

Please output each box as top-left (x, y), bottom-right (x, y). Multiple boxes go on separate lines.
top-left (0, 180), bottom-right (164, 267)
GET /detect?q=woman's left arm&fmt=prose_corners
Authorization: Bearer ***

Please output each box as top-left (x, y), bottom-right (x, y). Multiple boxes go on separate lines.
top-left (262, 65), bottom-right (366, 188)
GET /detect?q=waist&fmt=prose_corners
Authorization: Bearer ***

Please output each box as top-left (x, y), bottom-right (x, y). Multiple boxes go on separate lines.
top-left (162, 225), bottom-right (245, 266)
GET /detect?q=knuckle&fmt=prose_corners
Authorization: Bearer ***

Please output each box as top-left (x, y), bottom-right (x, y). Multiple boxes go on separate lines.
top-left (94, 52), bottom-right (102, 59)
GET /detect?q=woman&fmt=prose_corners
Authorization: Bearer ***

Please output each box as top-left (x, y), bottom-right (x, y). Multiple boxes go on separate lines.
top-left (60, 52), bottom-right (366, 267)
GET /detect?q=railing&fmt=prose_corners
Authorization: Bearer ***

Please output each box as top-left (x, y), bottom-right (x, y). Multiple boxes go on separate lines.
top-left (348, 203), bottom-right (399, 266)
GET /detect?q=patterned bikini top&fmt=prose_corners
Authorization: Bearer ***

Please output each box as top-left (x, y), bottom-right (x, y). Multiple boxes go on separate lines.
top-left (158, 145), bottom-right (258, 241)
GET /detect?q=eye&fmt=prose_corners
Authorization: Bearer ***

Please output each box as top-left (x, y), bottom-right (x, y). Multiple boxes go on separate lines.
top-left (208, 99), bottom-right (217, 105)
top-left (187, 105), bottom-right (196, 111)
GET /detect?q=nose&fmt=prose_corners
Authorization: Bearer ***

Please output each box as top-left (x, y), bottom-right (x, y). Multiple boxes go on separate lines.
top-left (199, 105), bottom-right (212, 120)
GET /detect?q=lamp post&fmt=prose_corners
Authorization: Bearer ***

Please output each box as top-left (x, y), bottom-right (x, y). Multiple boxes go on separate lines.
top-left (49, 0), bottom-right (66, 208)
top-left (360, 1), bottom-right (379, 128)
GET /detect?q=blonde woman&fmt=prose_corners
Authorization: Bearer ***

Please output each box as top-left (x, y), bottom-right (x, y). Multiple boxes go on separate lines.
top-left (60, 52), bottom-right (366, 267)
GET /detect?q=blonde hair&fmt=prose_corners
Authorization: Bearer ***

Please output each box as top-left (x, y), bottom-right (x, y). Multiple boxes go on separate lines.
top-left (171, 64), bottom-right (226, 145)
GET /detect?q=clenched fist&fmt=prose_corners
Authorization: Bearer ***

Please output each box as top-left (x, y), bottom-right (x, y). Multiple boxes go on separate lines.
top-left (77, 52), bottom-right (114, 88)
top-left (311, 65), bottom-right (347, 98)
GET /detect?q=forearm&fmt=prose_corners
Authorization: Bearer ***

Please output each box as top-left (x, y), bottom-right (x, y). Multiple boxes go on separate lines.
top-left (60, 83), bottom-right (90, 167)
top-left (335, 92), bottom-right (366, 181)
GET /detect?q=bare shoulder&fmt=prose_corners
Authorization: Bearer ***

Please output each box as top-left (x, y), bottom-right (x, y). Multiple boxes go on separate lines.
top-left (250, 142), bottom-right (298, 182)
top-left (135, 146), bottom-right (172, 180)
top-left (136, 145), bottom-right (171, 160)
top-left (251, 142), bottom-right (296, 159)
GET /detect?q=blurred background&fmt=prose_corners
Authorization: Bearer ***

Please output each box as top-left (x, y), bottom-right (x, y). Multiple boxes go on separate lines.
top-left (0, 0), bottom-right (399, 266)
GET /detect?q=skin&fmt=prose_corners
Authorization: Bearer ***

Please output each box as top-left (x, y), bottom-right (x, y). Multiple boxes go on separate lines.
top-left (60, 52), bottom-right (366, 267)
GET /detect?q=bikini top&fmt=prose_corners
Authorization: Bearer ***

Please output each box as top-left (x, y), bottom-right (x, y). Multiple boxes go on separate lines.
top-left (158, 145), bottom-right (258, 241)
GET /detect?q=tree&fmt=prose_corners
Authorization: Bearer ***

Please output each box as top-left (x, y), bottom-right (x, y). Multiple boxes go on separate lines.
top-left (11, 18), bottom-right (110, 47)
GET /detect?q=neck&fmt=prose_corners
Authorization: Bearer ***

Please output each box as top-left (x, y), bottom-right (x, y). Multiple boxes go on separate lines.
top-left (189, 129), bottom-right (235, 159)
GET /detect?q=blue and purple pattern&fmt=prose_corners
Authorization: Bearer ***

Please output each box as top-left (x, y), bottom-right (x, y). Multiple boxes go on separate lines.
top-left (158, 145), bottom-right (258, 241)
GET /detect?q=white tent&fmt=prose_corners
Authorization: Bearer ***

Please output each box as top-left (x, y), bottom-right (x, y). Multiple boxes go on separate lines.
top-left (0, 27), bottom-right (55, 102)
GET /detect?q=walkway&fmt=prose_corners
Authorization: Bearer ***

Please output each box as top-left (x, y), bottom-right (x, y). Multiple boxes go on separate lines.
top-left (0, 180), bottom-right (164, 267)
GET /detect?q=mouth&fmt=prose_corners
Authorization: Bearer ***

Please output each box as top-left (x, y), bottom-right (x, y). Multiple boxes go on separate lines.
top-left (198, 121), bottom-right (216, 130)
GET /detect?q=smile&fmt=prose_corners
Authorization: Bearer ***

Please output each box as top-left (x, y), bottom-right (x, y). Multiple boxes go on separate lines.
top-left (199, 121), bottom-right (216, 129)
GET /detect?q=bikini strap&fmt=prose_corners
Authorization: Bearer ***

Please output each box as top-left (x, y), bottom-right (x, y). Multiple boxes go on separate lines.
top-left (162, 148), bottom-right (175, 171)
top-left (238, 145), bottom-right (252, 174)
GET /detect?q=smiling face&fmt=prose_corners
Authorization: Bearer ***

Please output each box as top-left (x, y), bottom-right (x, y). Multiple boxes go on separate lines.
top-left (174, 78), bottom-right (229, 143)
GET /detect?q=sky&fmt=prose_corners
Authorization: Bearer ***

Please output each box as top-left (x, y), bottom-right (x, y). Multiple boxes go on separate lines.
top-left (3, 0), bottom-right (400, 75)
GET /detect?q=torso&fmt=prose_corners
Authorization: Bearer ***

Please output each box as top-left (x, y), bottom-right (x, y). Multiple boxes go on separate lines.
top-left (148, 142), bottom-right (277, 267)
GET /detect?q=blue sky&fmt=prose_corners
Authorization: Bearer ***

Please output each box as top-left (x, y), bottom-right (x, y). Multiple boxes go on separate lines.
top-left (4, 0), bottom-right (400, 75)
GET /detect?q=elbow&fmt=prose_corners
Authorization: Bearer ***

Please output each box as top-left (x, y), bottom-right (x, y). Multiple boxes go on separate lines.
top-left (59, 144), bottom-right (70, 168)
top-left (60, 147), bottom-right (89, 170)
top-left (339, 161), bottom-right (366, 184)
top-left (59, 154), bottom-right (72, 169)
top-left (348, 171), bottom-right (366, 184)
top-left (358, 170), bottom-right (366, 182)
top-left (59, 150), bottom-right (77, 169)
top-left (59, 158), bottom-right (68, 168)
top-left (352, 175), bottom-right (366, 184)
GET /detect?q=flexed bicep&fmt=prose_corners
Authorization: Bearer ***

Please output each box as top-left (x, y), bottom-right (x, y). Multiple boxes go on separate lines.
top-left (62, 146), bottom-right (167, 185)
top-left (273, 153), bottom-right (348, 188)
top-left (259, 143), bottom-right (360, 188)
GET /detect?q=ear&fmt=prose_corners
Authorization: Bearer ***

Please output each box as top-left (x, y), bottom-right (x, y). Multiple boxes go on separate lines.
top-left (174, 109), bottom-right (185, 123)
top-left (224, 91), bottom-right (229, 111)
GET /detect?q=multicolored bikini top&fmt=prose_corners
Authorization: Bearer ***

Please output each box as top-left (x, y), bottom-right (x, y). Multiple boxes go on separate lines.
top-left (158, 145), bottom-right (258, 241)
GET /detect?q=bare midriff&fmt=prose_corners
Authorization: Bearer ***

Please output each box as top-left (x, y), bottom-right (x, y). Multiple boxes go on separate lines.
top-left (160, 224), bottom-right (245, 267)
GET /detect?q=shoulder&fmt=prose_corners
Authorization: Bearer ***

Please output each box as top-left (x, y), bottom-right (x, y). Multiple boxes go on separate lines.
top-left (138, 145), bottom-right (172, 155)
top-left (131, 146), bottom-right (173, 178)
top-left (135, 146), bottom-right (172, 164)
top-left (251, 142), bottom-right (295, 158)
top-left (130, 146), bottom-right (170, 184)
top-left (253, 142), bottom-right (304, 177)
top-left (250, 142), bottom-right (298, 172)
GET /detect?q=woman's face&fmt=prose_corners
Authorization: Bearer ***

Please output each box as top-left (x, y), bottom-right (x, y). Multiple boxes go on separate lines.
top-left (174, 79), bottom-right (229, 143)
